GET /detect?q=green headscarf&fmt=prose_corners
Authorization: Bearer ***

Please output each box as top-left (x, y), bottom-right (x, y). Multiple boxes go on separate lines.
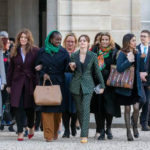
top-left (45, 30), bottom-right (61, 55)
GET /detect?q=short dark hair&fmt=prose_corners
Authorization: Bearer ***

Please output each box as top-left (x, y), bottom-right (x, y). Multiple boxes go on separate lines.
top-left (141, 30), bottom-right (150, 37)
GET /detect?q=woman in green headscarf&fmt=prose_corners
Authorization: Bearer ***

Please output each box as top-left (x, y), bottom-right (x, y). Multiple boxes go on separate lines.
top-left (36, 30), bottom-right (70, 142)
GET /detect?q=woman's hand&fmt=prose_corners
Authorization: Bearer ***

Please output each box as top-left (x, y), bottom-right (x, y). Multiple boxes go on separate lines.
top-left (6, 87), bottom-right (11, 93)
top-left (140, 72), bottom-right (148, 82)
top-left (100, 88), bottom-right (104, 94)
top-left (35, 65), bottom-right (42, 71)
top-left (69, 62), bottom-right (76, 71)
top-left (1, 84), bottom-right (5, 90)
top-left (43, 74), bottom-right (50, 81)
top-left (127, 52), bottom-right (135, 62)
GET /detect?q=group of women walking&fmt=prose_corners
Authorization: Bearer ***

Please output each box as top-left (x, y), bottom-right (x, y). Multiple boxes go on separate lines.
top-left (0, 28), bottom-right (147, 143)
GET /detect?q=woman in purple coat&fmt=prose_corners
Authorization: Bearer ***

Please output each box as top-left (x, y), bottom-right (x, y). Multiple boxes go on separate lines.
top-left (6, 29), bottom-right (39, 141)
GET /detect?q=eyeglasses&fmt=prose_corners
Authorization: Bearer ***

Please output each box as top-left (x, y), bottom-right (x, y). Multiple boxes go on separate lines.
top-left (140, 35), bottom-right (149, 38)
top-left (66, 41), bottom-right (75, 44)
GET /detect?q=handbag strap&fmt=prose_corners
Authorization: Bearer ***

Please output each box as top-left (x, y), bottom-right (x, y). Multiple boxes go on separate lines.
top-left (43, 78), bottom-right (53, 86)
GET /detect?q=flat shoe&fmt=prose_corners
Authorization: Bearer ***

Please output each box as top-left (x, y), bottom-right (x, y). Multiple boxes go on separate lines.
top-left (28, 134), bottom-right (34, 139)
top-left (17, 138), bottom-right (24, 141)
top-left (46, 138), bottom-right (53, 142)
top-left (80, 138), bottom-right (88, 143)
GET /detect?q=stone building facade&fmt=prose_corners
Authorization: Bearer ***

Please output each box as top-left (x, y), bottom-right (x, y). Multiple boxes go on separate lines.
top-left (0, 0), bottom-right (149, 46)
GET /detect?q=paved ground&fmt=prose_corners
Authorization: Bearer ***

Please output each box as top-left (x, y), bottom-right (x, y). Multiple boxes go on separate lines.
top-left (0, 128), bottom-right (150, 150)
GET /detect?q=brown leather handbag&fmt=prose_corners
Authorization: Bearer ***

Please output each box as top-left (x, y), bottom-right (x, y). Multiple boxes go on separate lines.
top-left (34, 79), bottom-right (62, 106)
top-left (106, 65), bottom-right (134, 89)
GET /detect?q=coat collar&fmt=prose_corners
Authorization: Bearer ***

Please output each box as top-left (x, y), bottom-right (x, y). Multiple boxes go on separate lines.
top-left (75, 50), bottom-right (91, 73)
top-left (137, 44), bottom-right (142, 54)
top-left (17, 48), bottom-right (31, 65)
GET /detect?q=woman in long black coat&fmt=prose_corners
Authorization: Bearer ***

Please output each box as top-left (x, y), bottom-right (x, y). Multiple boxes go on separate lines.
top-left (36, 31), bottom-right (70, 142)
top-left (91, 32), bottom-right (121, 140)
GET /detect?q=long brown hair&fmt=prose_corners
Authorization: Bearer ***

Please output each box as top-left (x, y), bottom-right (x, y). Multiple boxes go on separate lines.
top-left (99, 32), bottom-right (115, 49)
top-left (122, 33), bottom-right (136, 54)
top-left (11, 29), bottom-right (34, 57)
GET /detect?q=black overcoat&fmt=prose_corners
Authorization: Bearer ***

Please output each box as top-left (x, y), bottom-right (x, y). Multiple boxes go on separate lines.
top-left (36, 46), bottom-right (70, 113)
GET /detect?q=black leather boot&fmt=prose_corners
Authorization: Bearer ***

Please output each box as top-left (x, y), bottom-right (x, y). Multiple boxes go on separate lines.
top-left (71, 113), bottom-right (77, 136)
top-left (62, 112), bottom-right (70, 138)
top-left (98, 129), bottom-right (105, 140)
top-left (132, 110), bottom-right (139, 138)
top-left (62, 131), bottom-right (70, 138)
top-left (125, 112), bottom-right (134, 141)
top-left (105, 128), bottom-right (113, 140)
top-left (127, 129), bottom-right (134, 141)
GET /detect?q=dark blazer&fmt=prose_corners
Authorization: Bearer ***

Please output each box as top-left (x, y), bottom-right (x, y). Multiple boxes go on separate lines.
top-left (7, 47), bottom-right (39, 108)
top-left (70, 50), bottom-right (105, 95)
top-left (137, 44), bottom-right (150, 86)
top-left (116, 51), bottom-right (143, 98)
top-left (36, 46), bottom-right (70, 113)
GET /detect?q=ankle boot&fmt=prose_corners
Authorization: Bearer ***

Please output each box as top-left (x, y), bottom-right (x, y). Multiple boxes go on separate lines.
top-left (71, 126), bottom-right (77, 136)
top-left (98, 129), bottom-right (105, 140)
top-left (62, 130), bottom-right (70, 138)
top-left (105, 128), bottom-right (113, 140)
top-left (132, 111), bottom-right (139, 138)
top-left (127, 129), bottom-right (134, 141)
top-left (125, 112), bottom-right (134, 141)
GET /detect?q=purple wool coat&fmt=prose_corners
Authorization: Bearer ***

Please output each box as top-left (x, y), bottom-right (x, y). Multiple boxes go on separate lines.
top-left (7, 47), bottom-right (39, 108)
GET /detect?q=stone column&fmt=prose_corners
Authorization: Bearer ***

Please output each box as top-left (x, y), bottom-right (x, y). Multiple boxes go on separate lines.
top-left (55, 0), bottom-right (72, 39)
top-left (110, 0), bottom-right (141, 45)
top-left (57, 0), bottom-right (111, 43)
top-left (47, 0), bottom-right (58, 34)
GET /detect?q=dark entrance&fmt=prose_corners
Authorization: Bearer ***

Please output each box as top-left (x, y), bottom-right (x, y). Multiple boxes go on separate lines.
top-left (39, 0), bottom-right (47, 47)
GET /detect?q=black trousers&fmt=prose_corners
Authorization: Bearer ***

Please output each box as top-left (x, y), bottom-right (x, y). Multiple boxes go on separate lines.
top-left (62, 111), bottom-right (77, 135)
top-left (14, 87), bottom-right (35, 133)
top-left (94, 112), bottom-right (113, 133)
top-left (94, 94), bottom-right (113, 133)
top-left (15, 107), bottom-right (35, 133)
top-left (35, 111), bottom-right (41, 129)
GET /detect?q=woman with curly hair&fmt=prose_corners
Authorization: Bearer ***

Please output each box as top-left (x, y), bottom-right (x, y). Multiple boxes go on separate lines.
top-left (91, 32), bottom-right (121, 140)
top-left (6, 29), bottom-right (39, 141)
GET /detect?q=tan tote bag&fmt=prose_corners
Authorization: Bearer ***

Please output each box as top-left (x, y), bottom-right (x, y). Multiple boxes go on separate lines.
top-left (34, 78), bottom-right (62, 106)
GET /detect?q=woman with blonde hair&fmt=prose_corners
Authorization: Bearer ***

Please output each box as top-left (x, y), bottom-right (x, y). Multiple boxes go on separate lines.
top-left (91, 32), bottom-right (121, 140)
top-left (6, 29), bottom-right (39, 141)
top-left (62, 33), bottom-right (78, 138)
